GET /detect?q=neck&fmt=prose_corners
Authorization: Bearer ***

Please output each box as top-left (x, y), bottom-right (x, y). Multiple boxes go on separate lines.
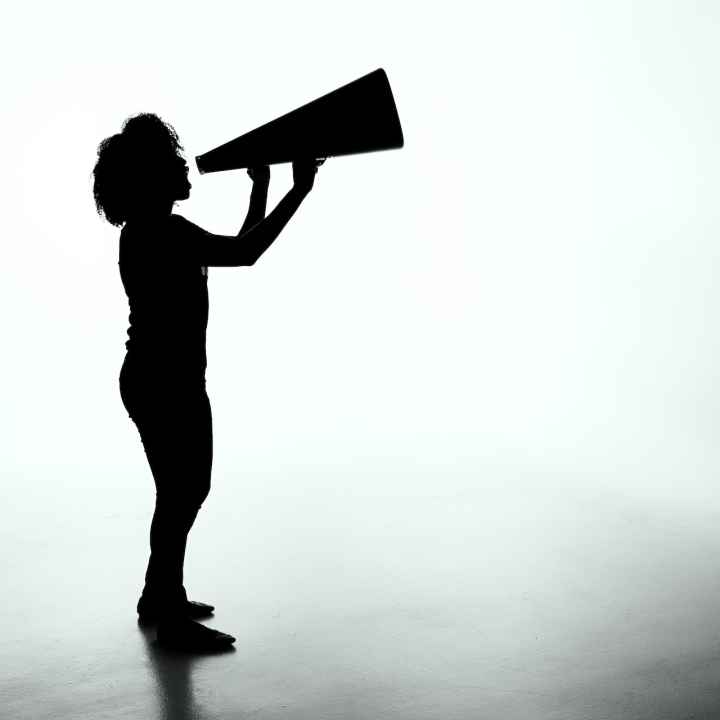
top-left (127, 200), bottom-right (174, 223)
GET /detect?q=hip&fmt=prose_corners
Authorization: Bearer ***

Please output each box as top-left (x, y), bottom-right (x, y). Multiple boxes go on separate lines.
top-left (120, 354), bottom-right (208, 418)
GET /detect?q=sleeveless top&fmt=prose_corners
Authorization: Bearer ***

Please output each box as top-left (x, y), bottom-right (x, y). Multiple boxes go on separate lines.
top-left (119, 213), bottom-right (209, 383)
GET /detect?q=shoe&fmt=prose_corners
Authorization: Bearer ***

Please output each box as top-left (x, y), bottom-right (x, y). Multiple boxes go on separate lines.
top-left (156, 617), bottom-right (236, 651)
top-left (137, 597), bottom-right (215, 623)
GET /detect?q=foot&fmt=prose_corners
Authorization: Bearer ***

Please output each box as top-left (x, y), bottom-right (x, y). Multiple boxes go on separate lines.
top-left (137, 597), bottom-right (215, 623)
top-left (156, 617), bottom-right (236, 651)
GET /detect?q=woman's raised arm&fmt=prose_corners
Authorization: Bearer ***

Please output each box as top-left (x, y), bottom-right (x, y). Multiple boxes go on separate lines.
top-left (239, 165), bottom-right (270, 234)
top-left (180, 159), bottom-right (319, 267)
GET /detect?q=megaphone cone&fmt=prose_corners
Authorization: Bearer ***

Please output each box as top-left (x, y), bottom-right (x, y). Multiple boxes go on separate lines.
top-left (195, 68), bottom-right (404, 174)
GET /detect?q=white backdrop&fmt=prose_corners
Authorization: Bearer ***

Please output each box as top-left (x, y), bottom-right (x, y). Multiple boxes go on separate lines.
top-left (3, 0), bottom-right (720, 513)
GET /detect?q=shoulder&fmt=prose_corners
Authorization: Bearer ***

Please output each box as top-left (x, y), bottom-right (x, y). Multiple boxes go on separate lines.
top-left (169, 213), bottom-right (188, 226)
top-left (170, 213), bottom-right (198, 234)
top-left (170, 213), bottom-right (203, 229)
top-left (170, 214), bottom-right (213, 244)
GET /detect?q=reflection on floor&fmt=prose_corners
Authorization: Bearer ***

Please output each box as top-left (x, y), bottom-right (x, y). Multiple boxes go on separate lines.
top-left (4, 466), bottom-right (720, 719)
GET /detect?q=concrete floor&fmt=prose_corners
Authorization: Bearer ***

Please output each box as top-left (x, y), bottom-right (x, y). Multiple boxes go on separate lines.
top-left (4, 466), bottom-right (720, 719)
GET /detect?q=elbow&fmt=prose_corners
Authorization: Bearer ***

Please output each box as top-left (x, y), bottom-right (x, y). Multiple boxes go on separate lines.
top-left (245, 246), bottom-right (266, 266)
top-left (229, 249), bottom-right (257, 266)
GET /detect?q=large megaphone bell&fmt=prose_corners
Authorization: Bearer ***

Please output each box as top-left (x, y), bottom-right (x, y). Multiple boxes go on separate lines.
top-left (195, 68), bottom-right (404, 173)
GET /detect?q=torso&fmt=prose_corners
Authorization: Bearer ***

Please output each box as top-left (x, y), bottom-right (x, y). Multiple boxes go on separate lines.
top-left (119, 213), bottom-right (209, 384)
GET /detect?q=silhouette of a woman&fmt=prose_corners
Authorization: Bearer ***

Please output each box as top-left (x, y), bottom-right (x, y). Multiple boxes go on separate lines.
top-left (93, 113), bottom-right (318, 650)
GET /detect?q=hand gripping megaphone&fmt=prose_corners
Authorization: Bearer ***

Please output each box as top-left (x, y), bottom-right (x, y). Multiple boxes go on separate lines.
top-left (195, 68), bottom-right (404, 173)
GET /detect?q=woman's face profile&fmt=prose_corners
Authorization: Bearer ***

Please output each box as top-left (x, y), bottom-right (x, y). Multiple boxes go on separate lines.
top-left (131, 155), bottom-right (190, 219)
top-left (168, 154), bottom-right (191, 202)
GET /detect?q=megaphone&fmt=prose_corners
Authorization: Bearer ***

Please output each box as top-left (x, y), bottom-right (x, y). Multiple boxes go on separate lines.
top-left (195, 68), bottom-right (404, 174)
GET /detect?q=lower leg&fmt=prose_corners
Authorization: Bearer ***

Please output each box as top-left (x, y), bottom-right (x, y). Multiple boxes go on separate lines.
top-left (140, 499), bottom-right (200, 614)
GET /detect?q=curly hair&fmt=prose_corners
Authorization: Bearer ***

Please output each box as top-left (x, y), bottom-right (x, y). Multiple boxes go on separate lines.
top-left (92, 113), bottom-right (187, 227)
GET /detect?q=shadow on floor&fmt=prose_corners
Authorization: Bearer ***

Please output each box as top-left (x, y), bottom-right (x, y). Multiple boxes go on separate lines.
top-left (137, 621), bottom-right (236, 720)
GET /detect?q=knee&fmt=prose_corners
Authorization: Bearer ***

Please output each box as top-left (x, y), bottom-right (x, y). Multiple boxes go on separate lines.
top-left (194, 479), bottom-right (210, 509)
top-left (156, 480), bottom-right (210, 517)
top-left (184, 474), bottom-right (211, 511)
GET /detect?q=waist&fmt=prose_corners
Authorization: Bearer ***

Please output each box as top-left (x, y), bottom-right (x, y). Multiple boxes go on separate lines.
top-left (121, 351), bottom-right (207, 385)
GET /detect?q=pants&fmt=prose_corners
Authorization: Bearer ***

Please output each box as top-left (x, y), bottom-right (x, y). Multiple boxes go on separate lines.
top-left (119, 357), bottom-right (212, 614)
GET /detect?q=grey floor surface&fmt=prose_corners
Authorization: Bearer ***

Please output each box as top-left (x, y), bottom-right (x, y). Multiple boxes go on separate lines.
top-left (4, 466), bottom-right (720, 719)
